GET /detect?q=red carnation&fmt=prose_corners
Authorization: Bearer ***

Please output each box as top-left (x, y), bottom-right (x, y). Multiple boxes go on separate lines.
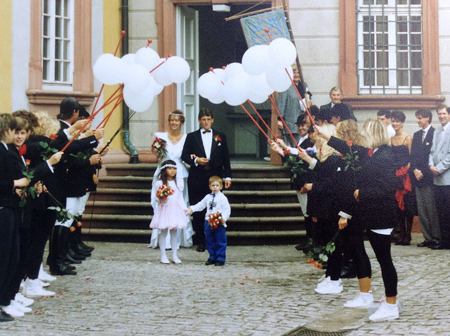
top-left (49, 134), bottom-right (58, 140)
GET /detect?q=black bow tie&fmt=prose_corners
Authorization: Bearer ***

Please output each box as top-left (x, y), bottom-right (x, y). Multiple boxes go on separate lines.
top-left (202, 130), bottom-right (211, 134)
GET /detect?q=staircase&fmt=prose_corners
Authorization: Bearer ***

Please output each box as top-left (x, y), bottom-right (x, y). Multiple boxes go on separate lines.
top-left (82, 163), bottom-right (306, 245)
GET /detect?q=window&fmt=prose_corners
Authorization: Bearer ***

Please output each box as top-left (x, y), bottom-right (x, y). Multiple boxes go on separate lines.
top-left (357, 0), bottom-right (422, 94)
top-left (42, 0), bottom-right (74, 87)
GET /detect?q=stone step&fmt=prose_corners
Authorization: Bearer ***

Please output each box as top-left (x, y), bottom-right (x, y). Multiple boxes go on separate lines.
top-left (84, 201), bottom-right (302, 217)
top-left (81, 215), bottom-right (304, 231)
top-left (97, 176), bottom-right (292, 191)
top-left (81, 228), bottom-right (306, 245)
top-left (104, 163), bottom-right (291, 179)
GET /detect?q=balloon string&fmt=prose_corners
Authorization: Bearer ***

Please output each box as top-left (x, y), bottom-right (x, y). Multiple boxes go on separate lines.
top-left (268, 95), bottom-right (300, 151)
top-left (61, 87), bottom-right (123, 152)
top-left (149, 54), bottom-right (171, 74)
top-left (246, 100), bottom-right (277, 140)
top-left (98, 97), bottom-right (124, 129)
top-left (240, 104), bottom-right (271, 141)
top-left (284, 68), bottom-right (315, 127)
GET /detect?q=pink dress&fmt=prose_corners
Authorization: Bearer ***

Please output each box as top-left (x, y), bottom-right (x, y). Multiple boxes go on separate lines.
top-left (150, 180), bottom-right (188, 230)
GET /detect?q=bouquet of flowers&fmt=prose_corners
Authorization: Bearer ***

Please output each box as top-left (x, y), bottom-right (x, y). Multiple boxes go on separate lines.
top-left (156, 184), bottom-right (174, 203)
top-left (208, 211), bottom-right (226, 230)
top-left (151, 137), bottom-right (168, 162)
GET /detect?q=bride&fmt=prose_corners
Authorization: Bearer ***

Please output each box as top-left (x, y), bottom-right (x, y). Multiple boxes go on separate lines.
top-left (149, 110), bottom-right (194, 249)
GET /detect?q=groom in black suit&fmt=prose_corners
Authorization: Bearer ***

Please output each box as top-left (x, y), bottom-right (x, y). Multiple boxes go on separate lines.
top-left (182, 108), bottom-right (232, 252)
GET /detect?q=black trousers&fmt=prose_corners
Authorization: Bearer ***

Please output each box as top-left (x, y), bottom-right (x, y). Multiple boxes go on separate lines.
top-left (26, 209), bottom-right (56, 279)
top-left (434, 185), bottom-right (450, 243)
top-left (0, 207), bottom-right (19, 306)
top-left (345, 228), bottom-right (371, 279)
top-left (5, 228), bottom-right (30, 302)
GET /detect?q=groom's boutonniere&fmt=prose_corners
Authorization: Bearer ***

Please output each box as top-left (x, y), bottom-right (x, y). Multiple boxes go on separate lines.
top-left (425, 142), bottom-right (430, 146)
top-left (214, 135), bottom-right (222, 142)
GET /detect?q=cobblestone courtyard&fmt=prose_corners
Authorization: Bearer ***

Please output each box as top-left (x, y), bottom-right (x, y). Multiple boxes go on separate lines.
top-left (1, 233), bottom-right (449, 336)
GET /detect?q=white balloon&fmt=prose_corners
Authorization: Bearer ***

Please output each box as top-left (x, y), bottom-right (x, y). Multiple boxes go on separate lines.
top-left (197, 72), bottom-right (222, 99)
top-left (149, 75), bottom-right (164, 95)
top-left (123, 83), bottom-right (154, 112)
top-left (248, 91), bottom-right (268, 104)
top-left (165, 56), bottom-right (190, 84)
top-left (121, 53), bottom-right (136, 66)
top-left (242, 45), bottom-right (270, 76)
top-left (224, 63), bottom-right (244, 81)
top-left (152, 58), bottom-right (172, 86)
top-left (249, 74), bottom-right (273, 96)
top-left (124, 63), bottom-right (151, 92)
top-left (208, 88), bottom-right (225, 104)
top-left (93, 53), bottom-right (127, 85)
top-left (135, 47), bottom-right (160, 71)
top-left (269, 38), bottom-right (297, 68)
top-left (223, 72), bottom-right (251, 106)
top-left (212, 68), bottom-right (226, 82)
top-left (266, 66), bottom-right (294, 92)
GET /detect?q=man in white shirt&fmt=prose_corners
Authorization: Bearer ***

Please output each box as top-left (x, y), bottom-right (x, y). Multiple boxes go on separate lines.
top-left (377, 109), bottom-right (396, 138)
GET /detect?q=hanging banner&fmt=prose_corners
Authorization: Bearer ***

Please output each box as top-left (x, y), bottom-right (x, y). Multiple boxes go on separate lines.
top-left (240, 9), bottom-right (290, 47)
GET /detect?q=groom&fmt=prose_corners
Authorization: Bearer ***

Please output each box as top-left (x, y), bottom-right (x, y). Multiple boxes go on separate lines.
top-left (182, 108), bottom-right (232, 252)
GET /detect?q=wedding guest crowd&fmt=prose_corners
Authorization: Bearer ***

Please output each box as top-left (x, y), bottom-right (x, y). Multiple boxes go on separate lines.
top-left (0, 97), bottom-right (107, 322)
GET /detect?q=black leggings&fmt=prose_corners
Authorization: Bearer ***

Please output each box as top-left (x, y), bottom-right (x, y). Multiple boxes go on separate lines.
top-left (367, 230), bottom-right (398, 297)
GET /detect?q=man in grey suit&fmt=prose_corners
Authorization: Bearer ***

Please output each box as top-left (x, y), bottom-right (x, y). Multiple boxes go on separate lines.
top-left (410, 109), bottom-right (440, 247)
top-left (319, 87), bottom-right (357, 122)
top-left (277, 66), bottom-right (307, 147)
top-left (429, 104), bottom-right (450, 249)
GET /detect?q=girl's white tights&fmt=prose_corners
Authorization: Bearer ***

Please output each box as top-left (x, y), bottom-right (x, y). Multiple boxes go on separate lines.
top-left (159, 229), bottom-right (181, 264)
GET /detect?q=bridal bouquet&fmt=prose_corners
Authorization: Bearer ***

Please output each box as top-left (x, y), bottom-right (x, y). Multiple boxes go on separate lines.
top-left (151, 137), bottom-right (168, 162)
top-left (208, 211), bottom-right (226, 230)
top-left (156, 184), bottom-right (174, 202)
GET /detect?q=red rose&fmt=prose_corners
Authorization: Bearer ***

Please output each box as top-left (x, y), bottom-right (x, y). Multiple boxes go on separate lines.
top-left (346, 140), bottom-right (353, 146)
top-left (70, 227), bottom-right (76, 232)
top-left (77, 221), bottom-right (82, 227)
top-left (18, 144), bottom-right (27, 157)
top-left (25, 159), bottom-right (31, 166)
top-left (215, 135), bottom-right (222, 142)
top-left (283, 149), bottom-right (291, 155)
top-left (49, 134), bottom-right (58, 140)
top-left (340, 153), bottom-right (344, 158)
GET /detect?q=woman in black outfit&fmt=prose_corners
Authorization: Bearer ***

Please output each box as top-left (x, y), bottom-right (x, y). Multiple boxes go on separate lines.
top-left (316, 119), bottom-right (400, 322)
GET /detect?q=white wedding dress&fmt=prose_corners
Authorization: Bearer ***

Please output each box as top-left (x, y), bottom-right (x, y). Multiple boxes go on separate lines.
top-left (149, 132), bottom-right (194, 249)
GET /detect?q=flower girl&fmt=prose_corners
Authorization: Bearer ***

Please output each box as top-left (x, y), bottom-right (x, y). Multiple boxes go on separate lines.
top-left (149, 160), bottom-right (187, 264)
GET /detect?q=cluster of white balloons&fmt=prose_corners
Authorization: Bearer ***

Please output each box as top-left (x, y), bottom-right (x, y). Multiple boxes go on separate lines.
top-left (93, 47), bottom-right (190, 112)
top-left (197, 37), bottom-right (297, 106)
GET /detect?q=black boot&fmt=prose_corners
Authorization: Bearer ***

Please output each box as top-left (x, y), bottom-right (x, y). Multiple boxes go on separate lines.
top-left (70, 225), bottom-right (91, 257)
top-left (49, 226), bottom-right (77, 275)
top-left (75, 218), bottom-right (94, 252)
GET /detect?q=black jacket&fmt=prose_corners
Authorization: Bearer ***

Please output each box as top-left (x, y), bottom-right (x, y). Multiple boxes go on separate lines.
top-left (410, 127), bottom-right (435, 188)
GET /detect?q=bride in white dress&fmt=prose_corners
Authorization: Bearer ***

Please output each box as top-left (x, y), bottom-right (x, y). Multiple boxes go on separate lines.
top-left (149, 110), bottom-right (194, 248)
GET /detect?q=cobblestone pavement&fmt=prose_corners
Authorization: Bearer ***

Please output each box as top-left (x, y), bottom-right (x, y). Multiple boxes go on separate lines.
top-left (1, 233), bottom-right (449, 336)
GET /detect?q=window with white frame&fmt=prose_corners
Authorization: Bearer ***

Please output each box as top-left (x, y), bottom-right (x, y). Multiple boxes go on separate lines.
top-left (42, 0), bottom-right (74, 87)
top-left (356, 0), bottom-right (422, 94)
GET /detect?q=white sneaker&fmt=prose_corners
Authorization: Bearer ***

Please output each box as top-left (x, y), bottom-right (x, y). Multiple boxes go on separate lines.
top-left (160, 256), bottom-right (170, 264)
top-left (39, 264), bottom-right (57, 282)
top-left (1, 304), bottom-right (24, 317)
top-left (314, 281), bottom-right (343, 294)
top-left (22, 279), bottom-right (55, 297)
top-left (15, 293), bottom-right (34, 307)
top-left (316, 277), bottom-right (341, 289)
top-left (369, 301), bottom-right (399, 321)
top-left (172, 256), bottom-right (182, 264)
top-left (38, 279), bottom-right (50, 287)
top-left (344, 292), bottom-right (374, 308)
top-left (10, 300), bottom-right (31, 313)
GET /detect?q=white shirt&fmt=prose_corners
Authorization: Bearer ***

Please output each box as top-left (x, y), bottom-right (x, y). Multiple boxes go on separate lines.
top-left (201, 128), bottom-right (213, 159)
top-left (387, 124), bottom-right (396, 138)
top-left (190, 191), bottom-right (231, 222)
top-left (422, 124), bottom-right (431, 142)
top-left (298, 135), bottom-right (308, 147)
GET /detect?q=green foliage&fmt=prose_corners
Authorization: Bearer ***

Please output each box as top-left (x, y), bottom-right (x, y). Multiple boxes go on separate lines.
top-left (40, 141), bottom-right (58, 161)
top-left (283, 155), bottom-right (307, 182)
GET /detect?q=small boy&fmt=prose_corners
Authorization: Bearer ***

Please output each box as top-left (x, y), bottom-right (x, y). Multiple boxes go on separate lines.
top-left (186, 176), bottom-right (231, 266)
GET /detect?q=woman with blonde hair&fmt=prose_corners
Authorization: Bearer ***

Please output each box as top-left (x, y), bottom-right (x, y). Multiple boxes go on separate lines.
top-left (316, 119), bottom-right (399, 321)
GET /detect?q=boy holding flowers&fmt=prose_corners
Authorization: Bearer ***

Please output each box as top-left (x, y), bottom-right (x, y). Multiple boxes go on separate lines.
top-left (186, 176), bottom-right (230, 266)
